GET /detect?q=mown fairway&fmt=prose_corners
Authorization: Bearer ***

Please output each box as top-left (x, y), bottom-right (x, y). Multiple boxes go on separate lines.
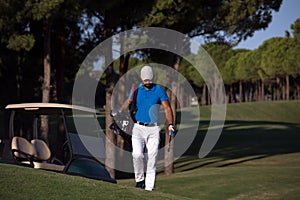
top-left (1, 101), bottom-right (300, 199)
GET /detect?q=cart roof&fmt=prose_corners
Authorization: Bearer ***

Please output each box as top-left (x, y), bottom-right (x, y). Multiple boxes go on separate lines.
top-left (5, 103), bottom-right (101, 115)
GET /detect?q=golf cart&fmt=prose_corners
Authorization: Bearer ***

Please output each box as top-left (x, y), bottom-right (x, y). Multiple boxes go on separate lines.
top-left (2, 103), bottom-right (116, 184)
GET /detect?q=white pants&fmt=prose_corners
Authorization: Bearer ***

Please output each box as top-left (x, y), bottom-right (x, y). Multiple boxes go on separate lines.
top-left (132, 123), bottom-right (160, 191)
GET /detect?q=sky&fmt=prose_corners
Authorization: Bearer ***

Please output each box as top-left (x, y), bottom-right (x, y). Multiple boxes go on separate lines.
top-left (236, 0), bottom-right (300, 50)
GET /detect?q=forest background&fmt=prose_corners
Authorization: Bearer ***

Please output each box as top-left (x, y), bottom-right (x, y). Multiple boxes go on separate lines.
top-left (1, 0), bottom-right (300, 177)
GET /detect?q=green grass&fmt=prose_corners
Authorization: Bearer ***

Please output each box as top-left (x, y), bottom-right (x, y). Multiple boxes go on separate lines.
top-left (200, 100), bottom-right (300, 123)
top-left (2, 153), bottom-right (299, 200)
top-left (0, 163), bottom-right (188, 200)
top-left (1, 100), bottom-right (300, 199)
top-left (155, 162), bottom-right (300, 199)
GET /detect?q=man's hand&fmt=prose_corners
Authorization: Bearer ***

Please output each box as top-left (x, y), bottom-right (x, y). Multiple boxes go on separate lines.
top-left (110, 110), bottom-right (119, 117)
top-left (168, 124), bottom-right (175, 137)
top-left (167, 124), bottom-right (175, 152)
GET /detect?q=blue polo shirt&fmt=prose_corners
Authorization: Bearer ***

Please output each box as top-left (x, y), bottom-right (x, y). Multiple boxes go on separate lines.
top-left (130, 83), bottom-right (169, 123)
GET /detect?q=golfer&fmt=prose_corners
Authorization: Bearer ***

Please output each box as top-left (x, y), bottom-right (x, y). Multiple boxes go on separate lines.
top-left (119, 65), bottom-right (174, 191)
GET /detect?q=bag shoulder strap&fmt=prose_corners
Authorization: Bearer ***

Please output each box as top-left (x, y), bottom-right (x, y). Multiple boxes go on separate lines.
top-left (131, 83), bottom-right (139, 103)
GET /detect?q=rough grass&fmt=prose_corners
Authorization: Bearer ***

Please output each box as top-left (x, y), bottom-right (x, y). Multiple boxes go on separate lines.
top-left (1, 100), bottom-right (300, 199)
top-left (0, 163), bottom-right (190, 200)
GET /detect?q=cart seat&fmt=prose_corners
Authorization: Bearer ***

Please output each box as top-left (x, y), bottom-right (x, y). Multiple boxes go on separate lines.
top-left (11, 136), bottom-right (65, 172)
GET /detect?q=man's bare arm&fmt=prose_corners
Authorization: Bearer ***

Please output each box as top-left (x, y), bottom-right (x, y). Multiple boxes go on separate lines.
top-left (161, 100), bottom-right (174, 126)
top-left (118, 98), bottom-right (132, 113)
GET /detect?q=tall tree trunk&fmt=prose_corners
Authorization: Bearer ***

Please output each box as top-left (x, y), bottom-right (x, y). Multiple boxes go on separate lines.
top-left (276, 76), bottom-right (280, 100)
top-left (55, 19), bottom-right (66, 161)
top-left (1, 52), bottom-right (18, 141)
top-left (56, 20), bottom-right (65, 102)
top-left (297, 76), bottom-right (300, 100)
top-left (201, 84), bottom-right (207, 105)
top-left (225, 85), bottom-right (229, 104)
top-left (41, 19), bottom-right (51, 144)
top-left (117, 22), bottom-right (131, 164)
top-left (298, 85), bottom-right (300, 100)
top-left (294, 76), bottom-right (300, 100)
top-left (244, 82), bottom-right (248, 102)
top-left (177, 83), bottom-right (183, 108)
top-left (230, 84), bottom-right (235, 103)
top-left (105, 81), bottom-right (115, 179)
top-left (207, 86), bottom-right (211, 105)
top-left (116, 35), bottom-right (130, 160)
top-left (239, 80), bottom-right (243, 103)
top-left (282, 77), bottom-right (286, 100)
top-left (261, 80), bottom-right (265, 101)
top-left (104, 27), bottom-right (116, 179)
top-left (164, 55), bottom-right (180, 175)
top-left (116, 37), bottom-right (125, 154)
top-left (286, 75), bottom-right (290, 100)
top-left (249, 83), bottom-right (253, 102)
top-left (256, 80), bottom-right (260, 101)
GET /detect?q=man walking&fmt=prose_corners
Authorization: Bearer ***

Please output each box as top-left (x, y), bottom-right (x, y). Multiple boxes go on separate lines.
top-left (118, 65), bottom-right (174, 191)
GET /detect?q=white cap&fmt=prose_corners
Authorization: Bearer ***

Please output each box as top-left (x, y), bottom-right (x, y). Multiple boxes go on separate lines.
top-left (140, 65), bottom-right (153, 81)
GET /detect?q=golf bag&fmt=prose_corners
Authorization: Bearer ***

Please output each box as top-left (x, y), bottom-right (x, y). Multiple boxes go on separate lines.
top-left (110, 84), bottom-right (138, 144)
top-left (109, 111), bottom-right (134, 144)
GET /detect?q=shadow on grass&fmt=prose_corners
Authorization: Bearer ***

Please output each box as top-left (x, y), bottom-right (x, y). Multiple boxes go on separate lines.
top-left (174, 120), bottom-right (300, 172)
